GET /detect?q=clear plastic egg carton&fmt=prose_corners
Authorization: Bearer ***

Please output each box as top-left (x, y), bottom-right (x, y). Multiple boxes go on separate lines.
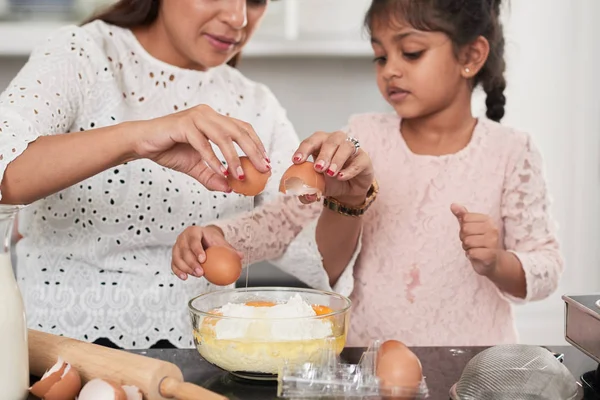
top-left (277, 338), bottom-right (429, 399)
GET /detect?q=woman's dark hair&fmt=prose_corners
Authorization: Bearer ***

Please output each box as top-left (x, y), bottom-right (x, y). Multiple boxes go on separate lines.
top-left (365, 0), bottom-right (506, 122)
top-left (83, 0), bottom-right (241, 68)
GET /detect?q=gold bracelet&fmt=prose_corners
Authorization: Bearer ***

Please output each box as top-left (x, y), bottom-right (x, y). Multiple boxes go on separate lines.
top-left (323, 180), bottom-right (379, 217)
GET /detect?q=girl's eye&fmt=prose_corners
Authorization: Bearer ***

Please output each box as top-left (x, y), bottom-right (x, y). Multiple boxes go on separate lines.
top-left (403, 51), bottom-right (424, 60)
top-left (372, 56), bottom-right (387, 65)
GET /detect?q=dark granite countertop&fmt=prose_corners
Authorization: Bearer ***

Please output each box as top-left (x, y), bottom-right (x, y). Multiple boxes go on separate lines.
top-left (117, 345), bottom-right (596, 399)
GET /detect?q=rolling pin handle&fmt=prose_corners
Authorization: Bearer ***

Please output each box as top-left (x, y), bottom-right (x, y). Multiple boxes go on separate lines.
top-left (159, 376), bottom-right (228, 400)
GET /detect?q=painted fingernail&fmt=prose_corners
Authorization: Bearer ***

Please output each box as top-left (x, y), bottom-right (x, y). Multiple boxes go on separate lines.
top-left (338, 173), bottom-right (344, 178)
top-left (237, 166), bottom-right (245, 180)
top-left (265, 161), bottom-right (271, 170)
top-left (265, 157), bottom-right (271, 163)
top-left (293, 153), bottom-right (303, 162)
top-left (327, 164), bottom-right (337, 176)
top-left (315, 160), bottom-right (325, 170)
top-left (194, 268), bottom-right (203, 276)
top-left (220, 165), bottom-right (229, 176)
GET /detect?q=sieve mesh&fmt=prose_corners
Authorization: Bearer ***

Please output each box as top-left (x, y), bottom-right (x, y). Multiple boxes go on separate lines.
top-left (450, 344), bottom-right (580, 400)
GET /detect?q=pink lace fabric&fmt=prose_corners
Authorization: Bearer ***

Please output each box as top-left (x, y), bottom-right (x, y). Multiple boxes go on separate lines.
top-left (339, 113), bottom-right (563, 346)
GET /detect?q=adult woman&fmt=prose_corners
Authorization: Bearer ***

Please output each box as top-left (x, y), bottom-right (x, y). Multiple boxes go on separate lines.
top-left (0, 0), bottom-right (373, 349)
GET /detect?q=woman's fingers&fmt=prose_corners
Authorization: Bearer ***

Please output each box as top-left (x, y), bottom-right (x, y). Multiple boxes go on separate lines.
top-left (327, 137), bottom-right (359, 177)
top-left (192, 107), bottom-right (268, 178)
top-left (231, 118), bottom-right (269, 163)
top-left (184, 119), bottom-right (229, 178)
top-left (337, 150), bottom-right (371, 181)
top-left (293, 131), bottom-right (329, 164)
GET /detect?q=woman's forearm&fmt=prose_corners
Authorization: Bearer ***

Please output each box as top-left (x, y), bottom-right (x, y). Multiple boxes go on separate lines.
top-left (1, 123), bottom-right (138, 205)
top-left (316, 207), bottom-right (362, 287)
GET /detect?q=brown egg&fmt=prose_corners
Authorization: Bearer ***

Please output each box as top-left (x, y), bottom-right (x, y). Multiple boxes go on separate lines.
top-left (376, 340), bottom-right (423, 400)
top-left (78, 378), bottom-right (127, 400)
top-left (227, 156), bottom-right (271, 196)
top-left (201, 246), bottom-right (242, 286)
top-left (29, 357), bottom-right (82, 400)
top-left (279, 161), bottom-right (326, 197)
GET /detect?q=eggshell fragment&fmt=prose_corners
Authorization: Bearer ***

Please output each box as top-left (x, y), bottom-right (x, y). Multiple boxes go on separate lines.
top-left (29, 358), bottom-right (67, 398)
top-left (43, 363), bottom-right (82, 400)
top-left (227, 156), bottom-right (271, 196)
top-left (201, 246), bottom-right (242, 286)
top-left (29, 357), bottom-right (81, 400)
top-left (376, 340), bottom-right (423, 399)
top-left (122, 385), bottom-right (143, 400)
top-left (279, 162), bottom-right (326, 198)
top-left (78, 378), bottom-right (127, 400)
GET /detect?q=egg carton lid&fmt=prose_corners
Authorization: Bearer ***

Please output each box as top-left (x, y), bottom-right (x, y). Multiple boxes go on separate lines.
top-left (276, 338), bottom-right (430, 398)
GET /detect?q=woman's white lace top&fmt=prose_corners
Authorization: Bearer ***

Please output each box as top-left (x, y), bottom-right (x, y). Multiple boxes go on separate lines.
top-left (0, 20), bottom-right (355, 349)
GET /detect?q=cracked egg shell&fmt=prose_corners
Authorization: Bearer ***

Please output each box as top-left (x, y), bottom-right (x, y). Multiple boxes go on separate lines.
top-left (29, 357), bottom-right (81, 400)
top-left (279, 162), bottom-right (325, 197)
top-left (78, 378), bottom-right (127, 400)
top-left (227, 156), bottom-right (271, 196)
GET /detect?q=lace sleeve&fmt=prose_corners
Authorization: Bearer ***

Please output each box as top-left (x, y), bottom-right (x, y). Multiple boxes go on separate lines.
top-left (210, 96), bottom-right (358, 295)
top-left (501, 134), bottom-right (564, 302)
top-left (0, 26), bottom-right (95, 200)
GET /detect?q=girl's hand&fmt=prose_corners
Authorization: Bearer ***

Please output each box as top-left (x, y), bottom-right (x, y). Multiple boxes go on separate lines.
top-left (292, 131), bottom-right (374, 206)
top-left (451, 203), bottom-right (500, 276)
top-left (131, 104), bottom-right (270, 192)
top-left (171, 225), bottom-right (243, 281)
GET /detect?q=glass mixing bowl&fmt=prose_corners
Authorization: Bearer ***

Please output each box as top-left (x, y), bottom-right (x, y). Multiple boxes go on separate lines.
top-left (188, 287), bottom-right (352, 380)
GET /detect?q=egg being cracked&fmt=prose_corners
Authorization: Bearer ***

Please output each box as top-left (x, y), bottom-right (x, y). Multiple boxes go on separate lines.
top-left (227, 156), bottom-right (271, 196)
top-left (279, 161), bottom-right (326, 198)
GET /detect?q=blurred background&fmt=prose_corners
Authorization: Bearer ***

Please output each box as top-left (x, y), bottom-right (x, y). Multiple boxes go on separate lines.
top-left (1, 0), bottom-right (599, 346)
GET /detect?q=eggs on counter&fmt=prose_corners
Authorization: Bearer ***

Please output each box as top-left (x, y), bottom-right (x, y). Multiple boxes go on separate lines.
top-left (29, 358), bottom-right (142, 400)
top-left (376, 340), bottom-right (423, 399)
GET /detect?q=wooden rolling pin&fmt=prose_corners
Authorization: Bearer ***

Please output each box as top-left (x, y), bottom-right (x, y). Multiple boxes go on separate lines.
top-left (28, 329), bottom-right (228, 400)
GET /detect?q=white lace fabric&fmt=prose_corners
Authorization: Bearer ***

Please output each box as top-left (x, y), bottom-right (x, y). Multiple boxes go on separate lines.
top-left (0, 21), bottom-right (355, 349)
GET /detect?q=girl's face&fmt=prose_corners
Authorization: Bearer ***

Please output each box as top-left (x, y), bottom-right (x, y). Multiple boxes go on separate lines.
top-left (370, 19), bottom-right (468, 119)
top-left (158, 0), bottom-right (268, 69)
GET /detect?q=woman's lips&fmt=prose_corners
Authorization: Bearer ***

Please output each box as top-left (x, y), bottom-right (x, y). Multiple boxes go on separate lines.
top-left (204, 34), bottom-right (239, 52)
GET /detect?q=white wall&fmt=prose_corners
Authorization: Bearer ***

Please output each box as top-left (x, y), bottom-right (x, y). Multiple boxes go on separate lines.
top-left (1, 0), bottom-right (598, 345)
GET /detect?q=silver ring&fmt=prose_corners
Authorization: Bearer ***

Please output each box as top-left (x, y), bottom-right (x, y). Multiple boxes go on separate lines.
top-left (346, 136), bottom-right (361, 156)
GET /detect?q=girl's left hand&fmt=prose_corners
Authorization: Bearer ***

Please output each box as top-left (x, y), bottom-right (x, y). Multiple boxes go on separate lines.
top-left (292, 131), bottom-right (374, 206)
top-left (451, 203), bottom-right (500, 276)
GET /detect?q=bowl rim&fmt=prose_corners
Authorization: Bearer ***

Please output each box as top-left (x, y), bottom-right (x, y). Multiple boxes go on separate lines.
top-left (188, 286), bottom-right (352, 321)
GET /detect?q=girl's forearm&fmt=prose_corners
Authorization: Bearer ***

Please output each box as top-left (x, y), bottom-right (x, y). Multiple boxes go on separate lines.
top-left (488, 250), bottom-right (527, 299)
top-left (1, 122), bottom-right (138, 205)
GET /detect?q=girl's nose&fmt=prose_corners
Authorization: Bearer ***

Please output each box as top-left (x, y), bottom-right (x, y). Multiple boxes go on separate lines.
top-left (381, 57), bottom-right (403, 81)
top-left (220, 0), bottom-right (248, 29)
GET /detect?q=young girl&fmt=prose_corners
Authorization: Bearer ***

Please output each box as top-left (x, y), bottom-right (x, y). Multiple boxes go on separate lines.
top-left (337, 0), bottom-right (562, 346)
top-left (174, 0), bottom-right (562, 346)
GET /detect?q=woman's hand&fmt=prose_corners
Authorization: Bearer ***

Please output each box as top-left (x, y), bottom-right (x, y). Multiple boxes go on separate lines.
top-left (292, 131), bottom-right (374, 205)
top-left (451, 203), bottom-right (500, 276)
top-left (171, 225), bottom-right (243, 280)
top-left (131, 104), bottom-right (271, 192)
